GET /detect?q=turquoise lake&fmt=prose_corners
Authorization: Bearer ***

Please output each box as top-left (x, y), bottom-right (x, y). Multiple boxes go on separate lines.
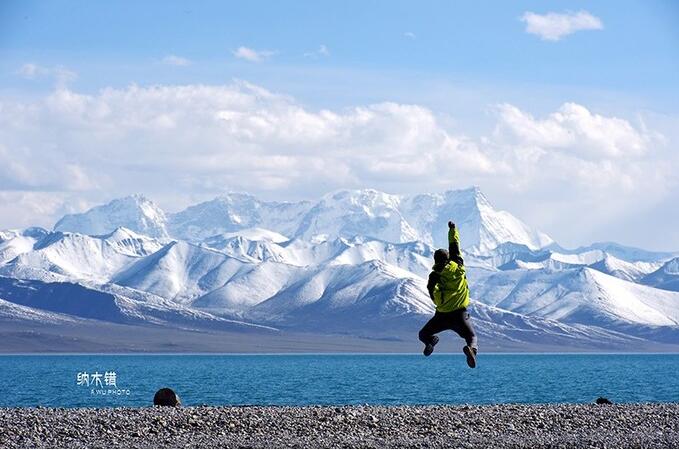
top-left (1, 354), bottom-right (678, 407)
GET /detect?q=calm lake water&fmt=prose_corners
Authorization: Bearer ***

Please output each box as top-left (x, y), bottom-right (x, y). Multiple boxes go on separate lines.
top-left (1, 354), bottom-right (678, 408)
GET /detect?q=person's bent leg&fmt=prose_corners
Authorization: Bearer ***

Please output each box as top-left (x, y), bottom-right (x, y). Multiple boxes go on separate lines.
top-left (418, 312), bottom-right (447, 356)
top-left (419, 312), bottom-right (442, 344)
top-left (450, 308), bottom-right (478, 367)
top-left (450, 308), bottom-right (477, 349)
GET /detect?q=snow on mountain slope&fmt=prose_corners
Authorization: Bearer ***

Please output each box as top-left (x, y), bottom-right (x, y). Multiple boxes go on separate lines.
top-left (327, 238), bottom-right (433, 277)
top-left (168, 194), bottom-right (310, 242)
top-left (469, 267), bottom-right (679, 328)
top-left (112, 241), bottom-right (252, 304)
top-left (554, 241), bottom-right (677, 263)
top-left (0, 297), bottom-right (78, 324)
top-left (0, 227), bottom-right (48, 264)
top-left (401, 187), bottom-right (554, 253)
top-left (469, 302), bottom-right (643, 349)
top-left (0, 230), bottom-right (151, 283)
top-left (243, 258), bottom-right (648, 347)
top-left (206, 228), bottom-right (289, 243)
top-left (54, 194), bottom-right (169, 238)
top-left (641, 257), bottom-right (679, 292)
top-left (293, 189), bottom-right (420, 244)
top-left (100, 227), bottom-right (164, 257)
top-left (0, 276), bottom-right (129, 322)
top-left (469, 242), bottom-right (591, 272)
top-left (191, 260), bottom-right (304, 315)
top-left (202, 234), bottom-right (298, 265)
top-left (0, 276), bottom-right (276, 332)
top-left (494, 249), bottom-right (637, 273)
top-left (204, 233), bottom-right (434, 277)
top-left (247, 260), bottom-right (434, 330)
top-left (471, 243), bottom-right (660, 283)
top-left (589, 255), bottom-right (661, 282)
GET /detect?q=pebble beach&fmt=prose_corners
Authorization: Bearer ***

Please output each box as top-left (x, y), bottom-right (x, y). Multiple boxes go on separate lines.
top-left (1, 403), bottom-right (678, 448)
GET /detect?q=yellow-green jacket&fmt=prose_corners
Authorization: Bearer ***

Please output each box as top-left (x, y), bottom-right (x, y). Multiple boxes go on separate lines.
top-left (427, 227), bottom-right (470, 312)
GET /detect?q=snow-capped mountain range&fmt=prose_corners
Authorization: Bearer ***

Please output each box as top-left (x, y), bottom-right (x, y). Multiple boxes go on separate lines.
top-left (53, 187), bottom-right (553, 252)
top-left (2, 187), bottom-right (678, 352)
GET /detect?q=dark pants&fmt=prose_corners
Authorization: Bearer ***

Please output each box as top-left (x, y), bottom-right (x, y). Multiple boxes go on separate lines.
top-left (419, 308), bottom-right (478, 349)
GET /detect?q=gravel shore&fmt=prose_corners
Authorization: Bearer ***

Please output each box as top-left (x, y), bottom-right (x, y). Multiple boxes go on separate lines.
top-left (1, 403), bottom-right (677, 448)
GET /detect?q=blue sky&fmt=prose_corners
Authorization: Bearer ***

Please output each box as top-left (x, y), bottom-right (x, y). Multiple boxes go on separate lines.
top-left (1, 0), bottom-right (678, 250)
top-left (2, 1), bottom-right (678, 104)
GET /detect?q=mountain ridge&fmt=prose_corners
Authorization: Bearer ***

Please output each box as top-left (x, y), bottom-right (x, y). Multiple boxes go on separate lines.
top-left (51, 187), bottom-right (555, 254)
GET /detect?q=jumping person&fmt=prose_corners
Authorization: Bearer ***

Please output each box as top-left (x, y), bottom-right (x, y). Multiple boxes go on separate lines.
top-left (418, 221), bottom-right (478, 368)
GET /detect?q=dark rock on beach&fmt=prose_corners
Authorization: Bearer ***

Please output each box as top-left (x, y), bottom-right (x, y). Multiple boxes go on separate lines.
top-left (154, 388), bottom-right (181, 407)
top-left (1, 403), bottom-right (678, 448)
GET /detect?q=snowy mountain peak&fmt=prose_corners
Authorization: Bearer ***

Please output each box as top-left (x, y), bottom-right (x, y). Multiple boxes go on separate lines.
top-left (444, 186), bottom-right (489, 206)
top-left (0, 227), bottom-right (50, 265)
top-left (54, 195), bottom-right (169, 238)
top-left (321, 188), bottom-right (402, 209)
top-left (295, 188), bottom-right (418, 244)
top-left (100, 226), bottom-right (144, 240)
top-left (168, 193), bottom-right (311, 242)
top-left (642, 257), bottom-right (679, 292)
top-left (400, 187), bottom-right (553, 253)
top-left (99, 227), bottom-right (164, 257)
top-left (0, 227), bottom-right (49, 242)
top-left (587, 254), bottom-right (660, 282)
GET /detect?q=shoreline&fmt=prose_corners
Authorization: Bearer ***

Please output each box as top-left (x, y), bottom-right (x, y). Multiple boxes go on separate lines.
top-left (4, 350), bottom-right (679, 355)
top-left (2, 403), bottom-right (678, 448)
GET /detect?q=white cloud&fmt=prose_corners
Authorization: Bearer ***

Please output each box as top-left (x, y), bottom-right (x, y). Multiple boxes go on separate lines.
top-left (17, 63), bottom-right (50, 79)
top-left (232, 46), bottom-right (275, 62)
top-left (494, 102), bottom-right (652, 159)
top-left (304, 44), bottom-right (330, 58)
top-left (0, 82), bottom-right (674, 250)
top-left (162, 55), bottom-right (191, 66)
top-left (0, 82), bottom-right (496, 225)
top-left (404, 32), bottom-right (416, 39)
top-left (483, 102), bottom-right (675, 246)
top-left (520, 10), bottom-right (603, 41)
top-left (0, 143), bottom-right (96, 192)
top-left (16, 63), bottom-right (77, 86)
top-left (0, 191), bottom-right (93, 230)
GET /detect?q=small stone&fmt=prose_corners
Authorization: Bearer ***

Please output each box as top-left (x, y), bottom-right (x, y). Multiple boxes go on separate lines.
top-left (596, 397), bottom-right (613, 405)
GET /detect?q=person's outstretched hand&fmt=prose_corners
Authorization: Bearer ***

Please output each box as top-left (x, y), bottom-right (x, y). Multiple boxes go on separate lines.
top-left (448, 221), bottom-right (456, 229)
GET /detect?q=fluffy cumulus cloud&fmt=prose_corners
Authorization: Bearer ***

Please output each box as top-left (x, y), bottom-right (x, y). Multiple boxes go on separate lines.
top-left (0, 81), bottom-right (495, 206)
top-left (232, 46), bottom-right (276, 62)
top-left (0, 81), bottom-right (674, 248)
top-left (495, 103), bottom-right (652, 159)
top-left (521, 10), bottom-right (603, 41)
top-left (487, 102), bottom-right (674, 244)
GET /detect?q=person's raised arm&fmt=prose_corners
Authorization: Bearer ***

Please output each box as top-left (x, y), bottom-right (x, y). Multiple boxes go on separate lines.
top-left (448, 221), bottom-right (464, 266)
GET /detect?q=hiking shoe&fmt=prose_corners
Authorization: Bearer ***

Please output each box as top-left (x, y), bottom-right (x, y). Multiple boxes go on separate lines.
top-left (463, 345), bottom-right (477, 368)
top-left (423, 335), bottom-right (439, 356)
